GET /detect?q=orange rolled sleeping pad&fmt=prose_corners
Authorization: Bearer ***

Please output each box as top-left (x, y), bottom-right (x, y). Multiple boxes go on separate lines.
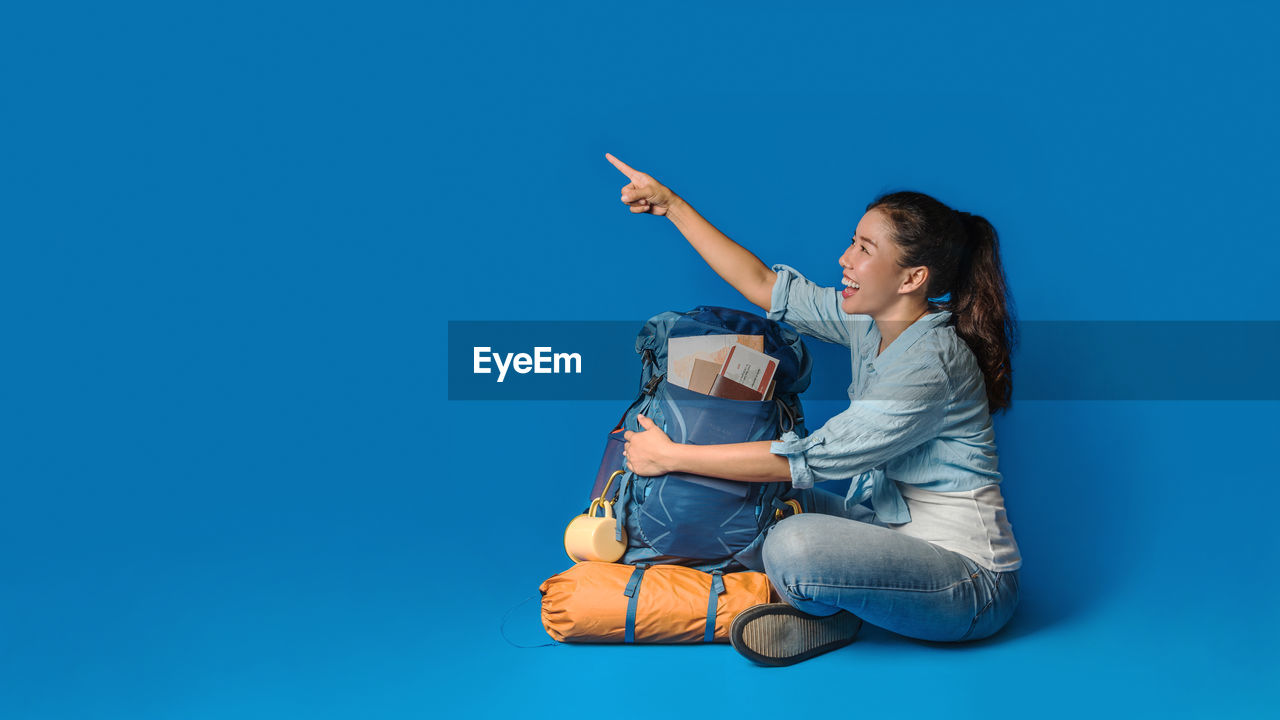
top-left (539, 561), bottom-right (773, 643)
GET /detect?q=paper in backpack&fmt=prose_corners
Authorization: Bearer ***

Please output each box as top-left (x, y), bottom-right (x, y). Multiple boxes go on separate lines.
top-left (667, 334), bottom-right (765, 392)
top-left (710, 344), bottom-right (778, 401)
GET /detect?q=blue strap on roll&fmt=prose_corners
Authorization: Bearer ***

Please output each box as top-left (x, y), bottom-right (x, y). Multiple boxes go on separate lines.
top-left (704, 570), bottom-right (725, 643)
top-left (623, 564), bottom-right (649, 643)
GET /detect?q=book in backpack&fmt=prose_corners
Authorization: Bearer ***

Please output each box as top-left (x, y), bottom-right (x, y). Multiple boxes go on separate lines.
top-left (586, 306), bottom-right (813, 573)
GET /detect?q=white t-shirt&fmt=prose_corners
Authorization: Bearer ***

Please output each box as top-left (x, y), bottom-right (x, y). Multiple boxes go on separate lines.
top-left (893, 483), bottom-right (1021, 572)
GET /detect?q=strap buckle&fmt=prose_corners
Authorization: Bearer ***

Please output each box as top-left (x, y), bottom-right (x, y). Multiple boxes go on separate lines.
top-left (772, 498), bottom-right (803, 521)
top-left (643, 373), bottom-right (664, 396)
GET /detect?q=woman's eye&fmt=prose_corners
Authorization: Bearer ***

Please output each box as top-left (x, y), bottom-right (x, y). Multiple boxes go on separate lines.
top-left (862, 246), bottom-right (870, 254)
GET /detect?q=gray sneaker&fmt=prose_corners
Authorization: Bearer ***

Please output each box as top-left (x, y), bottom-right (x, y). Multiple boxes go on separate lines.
top-left (729, 603), bottom-right (863, 666)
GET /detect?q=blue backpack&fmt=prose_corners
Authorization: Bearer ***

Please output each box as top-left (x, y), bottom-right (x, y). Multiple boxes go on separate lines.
top-left (593, 306), bottom-right (814, 573)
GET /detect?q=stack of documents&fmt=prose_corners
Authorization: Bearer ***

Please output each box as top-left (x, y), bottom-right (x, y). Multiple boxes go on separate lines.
top-left (668, 335), bottom-right (778, 401)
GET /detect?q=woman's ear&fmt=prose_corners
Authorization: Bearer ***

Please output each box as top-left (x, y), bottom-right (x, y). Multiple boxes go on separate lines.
top-left (898, 266), bottom-right (929, 294)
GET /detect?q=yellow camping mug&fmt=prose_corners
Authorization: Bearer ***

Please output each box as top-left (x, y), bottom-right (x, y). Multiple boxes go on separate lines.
top-left (564, 471), bottom-right (628, 563)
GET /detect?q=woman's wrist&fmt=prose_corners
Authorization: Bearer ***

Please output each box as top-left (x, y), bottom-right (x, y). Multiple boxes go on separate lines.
top-left (669, 441), bottom-right (792, 483)
top-left (662, 441), bottom-right (691, 475)
top-left (664, 195), bottom-right (691, 226)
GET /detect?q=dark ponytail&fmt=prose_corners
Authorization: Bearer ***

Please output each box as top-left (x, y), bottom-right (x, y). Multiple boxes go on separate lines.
top-left (866, 192), bottom-right (1017, 413)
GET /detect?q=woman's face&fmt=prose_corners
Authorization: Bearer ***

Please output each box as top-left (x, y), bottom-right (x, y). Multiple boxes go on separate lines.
top-left (838, 208), bottom-right (909, 316)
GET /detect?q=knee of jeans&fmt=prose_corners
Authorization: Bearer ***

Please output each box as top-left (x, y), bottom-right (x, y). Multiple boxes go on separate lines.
top-left (761, 514), bottom-right (820, 582)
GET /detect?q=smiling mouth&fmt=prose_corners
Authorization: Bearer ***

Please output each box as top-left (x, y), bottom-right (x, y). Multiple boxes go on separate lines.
top-left (841, 276), bottom-right (860, 298)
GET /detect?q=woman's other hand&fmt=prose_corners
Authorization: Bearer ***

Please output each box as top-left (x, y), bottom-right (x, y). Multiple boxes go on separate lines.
top-left (606, 153), bottom-right (679, 216)
top-left (623, 413), bottom-right (678, 476)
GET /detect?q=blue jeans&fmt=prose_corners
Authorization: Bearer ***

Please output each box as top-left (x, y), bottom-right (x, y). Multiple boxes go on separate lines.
top-left (761, 488), bottom-right (1020, 642)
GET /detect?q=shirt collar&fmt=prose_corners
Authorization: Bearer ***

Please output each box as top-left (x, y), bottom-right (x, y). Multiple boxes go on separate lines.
top-left (870, 310), bottom-right (952, 367)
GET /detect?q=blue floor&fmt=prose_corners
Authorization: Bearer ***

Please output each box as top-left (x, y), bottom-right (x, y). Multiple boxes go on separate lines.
top-left (6, 401), bottom-right (1275, 718)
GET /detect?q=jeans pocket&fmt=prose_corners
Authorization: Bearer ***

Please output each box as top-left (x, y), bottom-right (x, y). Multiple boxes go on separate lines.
top-left (962, 570), bottom-right (1019, 642)
top-left (959, 566), bottom-right (998, 642)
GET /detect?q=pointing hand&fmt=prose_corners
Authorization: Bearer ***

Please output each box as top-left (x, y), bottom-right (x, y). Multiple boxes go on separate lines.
top-left (606, 153), bottom-right (679, 216)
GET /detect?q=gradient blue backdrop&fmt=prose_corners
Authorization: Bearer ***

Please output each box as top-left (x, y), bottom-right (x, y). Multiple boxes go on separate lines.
top-left (3, 2), bottom-right (1277, 718)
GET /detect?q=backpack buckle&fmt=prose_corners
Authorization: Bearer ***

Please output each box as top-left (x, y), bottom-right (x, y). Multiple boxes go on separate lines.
top-left (643, 374), bottom-right (664, 396)
top-left (772, 498), bottom-right (803, 521)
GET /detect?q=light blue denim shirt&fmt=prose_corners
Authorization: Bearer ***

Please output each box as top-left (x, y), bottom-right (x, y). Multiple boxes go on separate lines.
top-left (766, 264), bottom-right (1003, 525)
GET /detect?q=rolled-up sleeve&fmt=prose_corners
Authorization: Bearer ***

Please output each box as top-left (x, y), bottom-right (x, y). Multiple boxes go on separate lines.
top-left (769, 362), bottom-right (950, 489)
top-left (767, 263), bottom-right (858, 348)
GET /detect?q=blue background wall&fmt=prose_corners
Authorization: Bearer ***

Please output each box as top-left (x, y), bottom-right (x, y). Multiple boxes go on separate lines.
top-left (3, 2), bottom-right (1277, 717)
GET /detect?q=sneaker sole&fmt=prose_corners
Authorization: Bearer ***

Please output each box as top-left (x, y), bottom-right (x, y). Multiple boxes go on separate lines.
top-left (730, 604), bottom-right (863, 667)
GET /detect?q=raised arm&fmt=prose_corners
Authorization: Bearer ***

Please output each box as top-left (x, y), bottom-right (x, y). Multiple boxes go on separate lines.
top-left (606, 153), bottom-right (777, 312)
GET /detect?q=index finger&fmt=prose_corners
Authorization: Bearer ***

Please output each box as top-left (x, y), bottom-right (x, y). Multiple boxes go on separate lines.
top-left (605, 152), bottom-right (640, 180)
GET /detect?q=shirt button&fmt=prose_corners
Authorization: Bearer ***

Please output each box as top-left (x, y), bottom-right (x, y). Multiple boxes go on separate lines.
top-left (867, 364), bottom-right (875, 373)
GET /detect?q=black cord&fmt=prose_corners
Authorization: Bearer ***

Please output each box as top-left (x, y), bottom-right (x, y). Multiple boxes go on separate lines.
top-left (499, 593), bottom-right (561, 649)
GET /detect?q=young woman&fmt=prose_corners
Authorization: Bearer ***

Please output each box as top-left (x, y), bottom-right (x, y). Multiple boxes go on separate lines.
top-left (607, 153), bottom-right (1021, 666)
